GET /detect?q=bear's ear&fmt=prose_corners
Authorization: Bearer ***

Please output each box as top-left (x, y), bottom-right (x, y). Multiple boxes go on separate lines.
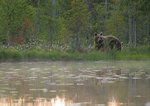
top-left (94, 33), bottom-right (97, 36)
top-left (100, 32), bottom-right (103, 36)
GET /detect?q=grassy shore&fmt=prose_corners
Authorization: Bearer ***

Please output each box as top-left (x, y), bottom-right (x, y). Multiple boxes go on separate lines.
top-left (0, 46), bottom-right (150, 61)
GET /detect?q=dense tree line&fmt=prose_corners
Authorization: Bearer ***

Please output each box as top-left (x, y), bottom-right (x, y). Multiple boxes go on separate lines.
top-left (0, 0), bottom-right (149, 49)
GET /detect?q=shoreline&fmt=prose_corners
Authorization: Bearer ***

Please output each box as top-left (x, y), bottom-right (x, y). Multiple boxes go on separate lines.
top-left (0, 49), bottom-right (149, 61)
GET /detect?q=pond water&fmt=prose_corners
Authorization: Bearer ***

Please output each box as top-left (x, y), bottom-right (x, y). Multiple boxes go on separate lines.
top-left (0, 61), bottom-right (150, 106)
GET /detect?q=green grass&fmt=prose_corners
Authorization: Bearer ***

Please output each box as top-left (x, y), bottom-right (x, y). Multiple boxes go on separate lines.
top-left (116, 46), bottom-right (150, 60)
top-left (0, 46), bottom-right (150, 61)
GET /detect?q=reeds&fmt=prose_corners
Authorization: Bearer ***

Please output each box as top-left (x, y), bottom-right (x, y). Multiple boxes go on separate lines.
top-left (0, 44), bottom-right (149, 61)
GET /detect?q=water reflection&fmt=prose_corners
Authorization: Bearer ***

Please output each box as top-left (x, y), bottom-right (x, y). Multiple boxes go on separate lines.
top-left (107, 98), bottom-right (133, 106)
top-left (108, 98), bottom-right (118, 106)
top-left (0, 96), bottom-right (72, 106)
top-left (0, 97), bottom-right (131, 106)
top-left (51, 96), bottom-right (72, 106)
top-left (0, 61), bottom-right (150, 106)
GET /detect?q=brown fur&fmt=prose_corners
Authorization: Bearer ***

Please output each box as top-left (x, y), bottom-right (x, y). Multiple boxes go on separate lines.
top-left (94, 33), bottom-right (122, 51)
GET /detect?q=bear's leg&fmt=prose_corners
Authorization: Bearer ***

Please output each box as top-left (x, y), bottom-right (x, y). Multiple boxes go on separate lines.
top-left (109, 40), bottom-right (121, 51)
top-left (116, 41), bottom-right (121, 51)
top-left (109, 40), bottom-right (115, 50)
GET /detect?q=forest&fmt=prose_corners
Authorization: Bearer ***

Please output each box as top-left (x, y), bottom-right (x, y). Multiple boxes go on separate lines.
top-left (0, 0), bottom-right (150, 60)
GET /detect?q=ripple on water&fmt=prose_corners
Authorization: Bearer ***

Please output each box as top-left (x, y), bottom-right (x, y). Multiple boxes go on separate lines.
top-left (132, 77), bottom-right (142, 80)
top-left (50, 90), bottom-right (56, 93)
top-left (28, 76), bottom-right (38, 80)
top-left (145, 102), bottom-right (150, 106)
top-left (56, 83), bottom-right (74, 86)
top-left (10, 91), bottom-right (18, 94)
top-left (146, 76), bottom-right (150, 80)
top-left (5, 72), bottom-right (17, 74)
top-left (0, 90), bottom-right (5, 93)
top-left (87, 75), bottom-right (95, 78)
top-left (42, 77), bottom-right (48, 79)
top-left (29, 68), bottom-right (40, 71)
top-left (59, 90), bottom-right (66, 92)
top-left (42, 88), bottom-right (48, 93)
top-left (119, 76), bottom-right (128, 80)
top-left (15, 82), bottom-right (21, 85)
top-left (76, 83), bottom-right (84, 85)
top-left (73, 102), bottom-right (92, 105)
top-left (95, 104), bottom-right (105, 106)
top-left (29, 88), bottom-right (48, 92)
top-left (49, 82), bottom-right (56, 86)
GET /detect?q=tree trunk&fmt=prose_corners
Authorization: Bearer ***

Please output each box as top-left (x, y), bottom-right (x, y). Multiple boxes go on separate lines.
top-left (7, 1), bottom-right (11, 47)
top-left (53, 0), bottom-right (57, 17)
top-left (128, 16), bottom-right (133, 45)
top-left (87, 1), bottom-right (91, 46)
top-left (76, 32), bottom-right (79, 49)
top-left (49, 31), bottom-right (52, 48)
top-left (34, 0), bottom-right (40, 39)
top-left (72, 35), bottom-right (75, 49)
top-left (105, 0), bottom-right (108, 35)
top-left (133, 20), bottom-right (137, 47)
top-left (7, 30), bottom-right (10, 47)
top-left (148, 16), bottom-right (150, 44)
top-left (52, 0), bottom-right (56, 43)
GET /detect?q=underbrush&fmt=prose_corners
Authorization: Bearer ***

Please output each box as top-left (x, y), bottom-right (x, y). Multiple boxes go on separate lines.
top-left (0, 44), bottom-right (149, 61)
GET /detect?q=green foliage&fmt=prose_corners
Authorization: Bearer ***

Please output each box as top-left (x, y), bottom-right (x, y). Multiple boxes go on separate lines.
top-left (63, 0), bottom-right (90, 48)
top-left (65, 0), bottom-right (89, 33)
top-left (91, 3), bottom-right (106, 33)
top-left (57, 0), bottom-right (73, 16)
top-left (107, 10), bottom-right (127, 38)
top-left (124, 0), bottom-right (150, 15)
top-left (116, 46), bottom-right (150, 60)
top-left (0, 0), bottom-right (35, 38)
top-left (0, 49), bottom-right (23, 61)
top-left (0, 0), bottom-right (150, 61)
top-left (37, 0), bottom-right (54, 38)
top-left (0, 45), bottom-right (150, 61)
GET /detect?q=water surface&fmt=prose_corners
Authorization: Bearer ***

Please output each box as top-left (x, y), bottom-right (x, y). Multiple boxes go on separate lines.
top-left (0, 61), bottom-right (150, 106)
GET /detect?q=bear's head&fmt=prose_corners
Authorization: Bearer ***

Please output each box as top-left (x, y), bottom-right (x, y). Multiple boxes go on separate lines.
top-left (94, 33), bottom-right (103, 44)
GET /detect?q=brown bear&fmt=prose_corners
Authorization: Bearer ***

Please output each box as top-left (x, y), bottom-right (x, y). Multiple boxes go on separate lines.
top-left (94, 32), bottom-right (122, 51)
